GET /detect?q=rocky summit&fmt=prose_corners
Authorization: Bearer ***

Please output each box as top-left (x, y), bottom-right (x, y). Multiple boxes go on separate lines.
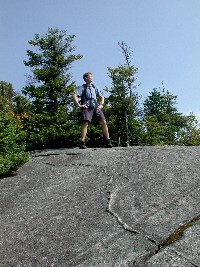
top-left (0, 146), bottom-right (200, 267)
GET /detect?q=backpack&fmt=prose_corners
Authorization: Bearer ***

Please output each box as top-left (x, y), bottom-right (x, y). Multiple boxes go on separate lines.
top-left (80, 84), bottom-right (97, 105)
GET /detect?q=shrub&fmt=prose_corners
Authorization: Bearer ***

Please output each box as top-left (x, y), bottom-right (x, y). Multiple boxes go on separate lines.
top-left (0, 112), bottom-right (29, 176)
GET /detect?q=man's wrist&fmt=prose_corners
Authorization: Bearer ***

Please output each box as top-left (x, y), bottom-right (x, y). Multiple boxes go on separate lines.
top-left (99, 104), bottom-right (103, 109)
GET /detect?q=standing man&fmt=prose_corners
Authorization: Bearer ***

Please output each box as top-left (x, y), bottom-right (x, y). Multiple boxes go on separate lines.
top-left (72, 72), bottom-right (112, 149)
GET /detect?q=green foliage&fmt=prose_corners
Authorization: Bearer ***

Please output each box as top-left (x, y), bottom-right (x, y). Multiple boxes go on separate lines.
top-left (143, 87), bottom-right (188, 145)
top-left (143, 87), bottom-right (177, 117)
top-left (21, 28), bottom-right (82, 149)
top-left (0, 81), bottom-right (16, 112)
top-left (13, 94), bottom-right (32, 116)
top-left (0, 81), bottom-right (29, 176)
top-left (22, 108), bottom-right (80, 150)
top-left (105, 42), bottom-right (142, 146)
top-left (22, 28), bottom-right (82, 115)
top-left (86, 123), bottom-right (104, 147)
top-left (177, 113), bottom-right (200, 145)
top-left (3, 34), bottom-right (200, 156)
top-left (143, 115), bottom-right (168, 145)
top-left (0, 112), bottom-right (29, 176)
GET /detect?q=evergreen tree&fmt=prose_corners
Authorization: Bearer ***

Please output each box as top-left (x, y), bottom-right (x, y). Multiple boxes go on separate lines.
top-left (177, 113), bottom-right (200, 145)
top-left (105, 42), bottom-right (142, 146)
top-left (143, 86), bottom-right (187, 145)
top-left (23, 27), bottom-right (82, 113)
top-left (22, 28), bottom-right (82, 149)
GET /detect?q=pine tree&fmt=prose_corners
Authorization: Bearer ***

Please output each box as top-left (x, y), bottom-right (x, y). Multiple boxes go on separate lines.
top-left (22, 28), bottom-right (82, 149)
top-left (143, 86), bottom-right (187, 145)
top-left (105, 42), bottom-right (141, 146)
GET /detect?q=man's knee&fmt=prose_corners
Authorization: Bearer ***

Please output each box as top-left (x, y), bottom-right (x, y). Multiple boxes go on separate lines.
top-left (99, 119), bottom-right (106, 125)
top-left (83, 120), bottom-right (89, 126)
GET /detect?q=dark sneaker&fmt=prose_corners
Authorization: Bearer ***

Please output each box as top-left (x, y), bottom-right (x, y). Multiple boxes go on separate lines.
top-left (79, 140), bottom-right (87, 149)
top-left (105, 139), bottom-right (112, 148)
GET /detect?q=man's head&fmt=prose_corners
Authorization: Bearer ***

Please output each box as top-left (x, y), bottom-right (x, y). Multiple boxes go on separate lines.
top-left (83, 72), bottom-right (93, 82)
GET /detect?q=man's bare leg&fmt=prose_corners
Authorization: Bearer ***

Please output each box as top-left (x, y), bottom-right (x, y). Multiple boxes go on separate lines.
top-left (80, 121), bottom-right (89, 149)
top-left (99, 120), bottom-right (109, 139)
top-left (99, 120), bottom-right (112, 147)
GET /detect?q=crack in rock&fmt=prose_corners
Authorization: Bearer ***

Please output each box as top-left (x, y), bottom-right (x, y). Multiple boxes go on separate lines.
top-left (107, 186), bottom-right (200, 266)
top-left (106, 166), bottom-right (200, 266)
top-left (158, 214), bottom-right (200, 249)
top-left (107, 189), bottom-right (157, 245)
top-left (29, 148), bottom-right (200, 266)
top-left (32, 158), bottom-right (102, 168)
top-left (31, 151), bottom-right (81, 157)
top-left (136, 215), bottom-right (200, 266)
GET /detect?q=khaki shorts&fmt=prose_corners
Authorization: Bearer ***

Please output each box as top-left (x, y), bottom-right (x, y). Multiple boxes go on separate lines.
top-left (82, 108), bottom-right (105, 122)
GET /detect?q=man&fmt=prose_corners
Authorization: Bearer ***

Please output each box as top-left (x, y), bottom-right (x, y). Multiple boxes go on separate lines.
top-left (72, 72), bottom-right (112, 149)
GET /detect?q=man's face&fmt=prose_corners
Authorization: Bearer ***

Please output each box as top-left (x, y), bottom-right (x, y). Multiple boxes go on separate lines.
top-left (85, 74), bottom-right (93, 83)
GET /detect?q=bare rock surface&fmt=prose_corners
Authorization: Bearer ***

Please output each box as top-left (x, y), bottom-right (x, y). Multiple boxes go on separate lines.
top-left (0, 146), bottom-right (200, 266)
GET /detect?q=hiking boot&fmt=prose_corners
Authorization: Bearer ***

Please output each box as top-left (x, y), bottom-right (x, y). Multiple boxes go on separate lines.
top-left (79, 140), bottom-right (87, 149)
top-left (105, 139), bottom-right (112, 148)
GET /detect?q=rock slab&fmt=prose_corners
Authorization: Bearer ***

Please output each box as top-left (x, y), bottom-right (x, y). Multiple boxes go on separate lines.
top-left (0, 146), bottom-right (200, 266)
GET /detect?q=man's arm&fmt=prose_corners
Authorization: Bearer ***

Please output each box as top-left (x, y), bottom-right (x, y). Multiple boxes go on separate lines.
top-left (72, 93), bottom-right (81, 107)
top-left (72, 93), bottom-right (87, 109)
top-left (98, 95), bottom-right (104, 109)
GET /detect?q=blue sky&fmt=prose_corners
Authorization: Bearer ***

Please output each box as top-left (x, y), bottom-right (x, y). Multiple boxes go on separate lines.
top-left (1, 0), bottom-right (200, 117)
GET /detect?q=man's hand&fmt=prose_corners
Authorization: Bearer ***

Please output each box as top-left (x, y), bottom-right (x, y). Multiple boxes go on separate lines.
top-left (79, 104), bottom-right (88, 109)
top-left (98, 104), bottom-right (103, 110)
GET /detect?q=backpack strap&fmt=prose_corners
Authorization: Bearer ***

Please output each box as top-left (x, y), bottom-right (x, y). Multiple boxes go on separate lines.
top-left (80, 84), bottom-right (87, 105)
top-left (81, 84), bottom-right (97, 104)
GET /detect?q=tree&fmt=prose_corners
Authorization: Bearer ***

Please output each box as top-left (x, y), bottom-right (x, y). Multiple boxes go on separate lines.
top-left (23, 28), bottom-right (82, 113)
top-left (0, 111), bottom-right (29, 176)
top-left (143, 87), bottom-right (177, 117)
top-left (13, 94), bottom-right (31, 117)
top-left (0, 81), bottom-right (29, 176)
top-left (0, 81), bottom-right (16, 111)
top-left (143, 86), bottom-right (187, 145)
top-left (105, 42), bottom-right (141, 146)
top-left (22, 28), bottom-right (83, 149)
top-left (177, 113), bottom-right (200, 145)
